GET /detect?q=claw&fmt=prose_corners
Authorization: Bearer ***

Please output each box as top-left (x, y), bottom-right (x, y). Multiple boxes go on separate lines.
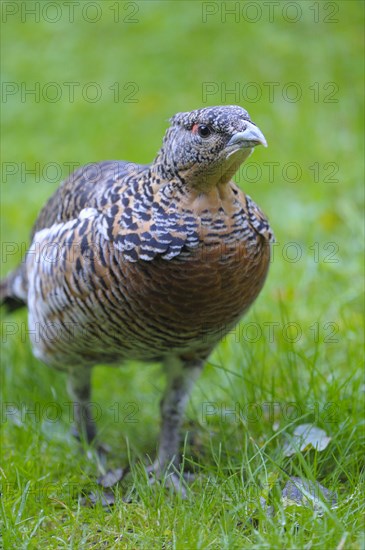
top-left (145, 461), bottom-right (196, 498)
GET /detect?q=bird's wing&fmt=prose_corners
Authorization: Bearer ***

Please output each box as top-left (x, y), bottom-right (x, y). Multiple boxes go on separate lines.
top-left (96, 191), bottom-right (201, 262)
top-left (8, 161), bottom-right (145, 305)
top-left (29, 159), bottom-right (200, 270)
top-left (245, 194), bottom-right (275, 242)
top-left (31, 161), bottom-right (146, 238)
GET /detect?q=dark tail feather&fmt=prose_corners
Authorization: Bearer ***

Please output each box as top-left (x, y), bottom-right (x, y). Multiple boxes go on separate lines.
top-left (0, 270), bottom-right (27, 313)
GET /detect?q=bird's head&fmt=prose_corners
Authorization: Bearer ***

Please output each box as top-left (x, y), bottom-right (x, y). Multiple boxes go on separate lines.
top-left (156, 105), bottom-right (267, 191)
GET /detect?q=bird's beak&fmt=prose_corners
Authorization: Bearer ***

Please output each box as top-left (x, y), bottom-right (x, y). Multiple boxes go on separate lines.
top-left (227, 121), bottom-right (267, 149)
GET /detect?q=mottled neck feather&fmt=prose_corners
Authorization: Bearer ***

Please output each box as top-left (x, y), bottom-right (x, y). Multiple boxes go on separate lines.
top-left (152, 147), bottom-right (253, 193)
top-left (148, 168), bottom-right (242, 218)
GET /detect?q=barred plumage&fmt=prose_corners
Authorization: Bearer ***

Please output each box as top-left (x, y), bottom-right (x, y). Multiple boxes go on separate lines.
top-left (1, 105), bottom-right (274, 489)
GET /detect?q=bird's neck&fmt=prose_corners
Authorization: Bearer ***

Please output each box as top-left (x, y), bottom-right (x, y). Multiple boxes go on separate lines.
top-left (148, 163), bottom-right (241, 216)
top-left (152, 149), bottom-right (251, 195)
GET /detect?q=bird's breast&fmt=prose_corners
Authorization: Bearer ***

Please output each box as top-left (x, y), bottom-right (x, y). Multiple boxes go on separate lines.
top-left (90, 233), bottom-right (271, 362)
top-left (27, 201), bottom-right (272, 367)
top-left (122, 236), bottom-right (270, 336)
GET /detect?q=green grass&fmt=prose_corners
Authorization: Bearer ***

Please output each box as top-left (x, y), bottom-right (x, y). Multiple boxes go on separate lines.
top-left (1, 1), bottom-right (364, 548)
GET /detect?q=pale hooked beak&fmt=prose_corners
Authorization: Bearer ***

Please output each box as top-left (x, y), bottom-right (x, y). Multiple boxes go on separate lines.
top-left (227, 121), bottom-right (267, 149)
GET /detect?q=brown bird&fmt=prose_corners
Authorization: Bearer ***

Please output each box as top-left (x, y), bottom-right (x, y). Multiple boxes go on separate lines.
top-left (1, 105), bottom-right (274, 490)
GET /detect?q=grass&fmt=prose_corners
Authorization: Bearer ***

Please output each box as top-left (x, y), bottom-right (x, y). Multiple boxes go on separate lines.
top-left (1, 1), bottom-right (364, 548)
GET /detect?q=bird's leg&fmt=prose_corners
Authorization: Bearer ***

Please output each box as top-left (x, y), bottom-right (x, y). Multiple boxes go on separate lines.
top-left (66, 367), bottom-right (97, 444)
top-left (67, 367), bottom-right (109, 469)
top-left (149, 358), bottom-right (203, 489)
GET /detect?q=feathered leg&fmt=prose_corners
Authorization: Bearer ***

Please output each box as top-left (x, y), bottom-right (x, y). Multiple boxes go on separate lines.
top-left (149, 358), bottom-right (203, 490)
top-left (67, 367), bottom-right (97, 444)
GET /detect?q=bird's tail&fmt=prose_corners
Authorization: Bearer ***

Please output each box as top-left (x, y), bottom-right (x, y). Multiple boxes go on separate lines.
top-left (0, 267), bottom-right (27, 313)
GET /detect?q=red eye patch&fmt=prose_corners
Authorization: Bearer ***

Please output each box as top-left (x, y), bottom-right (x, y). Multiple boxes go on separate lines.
top-left (191, 124), bottom-right (212, 138)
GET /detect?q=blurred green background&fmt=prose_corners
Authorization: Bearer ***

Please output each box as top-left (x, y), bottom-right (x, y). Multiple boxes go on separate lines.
top-left (1, 1), bottom-right (364, 546)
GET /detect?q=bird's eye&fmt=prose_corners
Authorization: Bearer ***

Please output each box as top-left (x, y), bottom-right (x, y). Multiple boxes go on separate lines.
top-left (198, 124), bottom-right (212, 138)
top-left (192, 124), bottom-right (213, 138)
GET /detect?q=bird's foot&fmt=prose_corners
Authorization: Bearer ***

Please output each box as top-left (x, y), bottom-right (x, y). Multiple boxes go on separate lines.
top-left (145, 461), bottom-right (196, 497)
top-left (81, 461), bottom-right (196, 506)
